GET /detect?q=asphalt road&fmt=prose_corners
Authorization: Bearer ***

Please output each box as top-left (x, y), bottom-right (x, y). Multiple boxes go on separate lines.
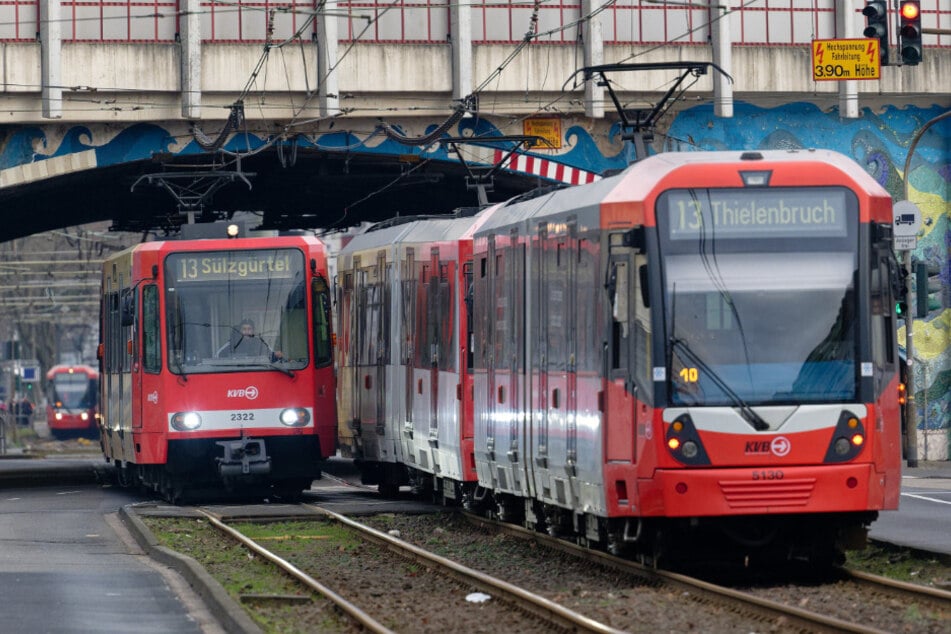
top-left (870, 467), bottom-right (951, 556)
top-left (0, 481), bottom-right (222, 633)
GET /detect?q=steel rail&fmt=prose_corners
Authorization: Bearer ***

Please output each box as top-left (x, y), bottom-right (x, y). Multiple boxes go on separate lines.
top-left (195, 508), bottom-right (393, 634)
top-left (310, 505), bottom-right (625, 634)
top-left (844, 567), bottom-right (951, 604)
top-left (462, 512), bottom-right (892, 634)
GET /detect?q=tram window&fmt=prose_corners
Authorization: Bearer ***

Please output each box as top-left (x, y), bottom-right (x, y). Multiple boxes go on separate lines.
top-left (143, 285), bottom-right (161, 373)
top-left (312, 277), bottom-right (333, 367)
top-left (438, 279), bottom-right (453, 370)
top-left (633, 255), bottom-right (652, 397)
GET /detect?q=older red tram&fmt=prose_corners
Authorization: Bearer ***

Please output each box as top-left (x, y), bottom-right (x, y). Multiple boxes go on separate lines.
top-left (46, 364), bottom-right (99, 439)
top-left (99, 228), bottom-right (336, 502)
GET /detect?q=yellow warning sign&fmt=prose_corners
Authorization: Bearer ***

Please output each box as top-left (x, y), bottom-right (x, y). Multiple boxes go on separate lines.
top-left (523, 118), bottom-right (562, 149)
top-left (812, 38), bottom-right (881, 81)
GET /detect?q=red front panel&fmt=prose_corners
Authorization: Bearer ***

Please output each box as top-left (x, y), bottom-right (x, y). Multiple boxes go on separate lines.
top-left (131, 365), bottom-right (336, 465)
top-left (637, 463), bottom-right (886, 517)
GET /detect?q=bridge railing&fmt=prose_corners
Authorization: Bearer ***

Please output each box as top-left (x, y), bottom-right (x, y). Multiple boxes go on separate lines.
top-left (1, 1), bottom-right (949, 48)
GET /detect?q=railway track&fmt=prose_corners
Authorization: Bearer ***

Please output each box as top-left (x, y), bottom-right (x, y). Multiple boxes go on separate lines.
top-left (194, 505), bottom-right (625, 633)
top-left (453, 512), bottom-right (951, 634)
top-left (130, 472), bottom-right (949, 633)
top-left (316, 470), bottom-right (951, 632)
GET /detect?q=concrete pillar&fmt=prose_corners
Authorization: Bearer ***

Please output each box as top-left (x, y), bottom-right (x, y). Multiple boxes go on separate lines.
top-left (582, 0), bottom-right (604, 119)
top-left (837, 0), bottom-right (860, 119)
top-left (180, 0), bottom-right (202, 119)
top-left (316, 0), bottom-right (340, 117)
top-left (40, 0), bottom-right (62, 119)
top-left (450, 0), bottom-right (473, 101)
top-left (711, 1), bottom-right (733, 118)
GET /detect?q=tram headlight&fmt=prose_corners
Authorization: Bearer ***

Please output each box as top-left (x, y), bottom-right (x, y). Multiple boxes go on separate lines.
top-left (665, 414), bottom-right (710, 466)
top-left (681, 440), bottom-right (699, 459)
top-left (280, 408), bottom-right (311, 427)
top-left (80, 412), bottom-right (89, 421)
top-left (834, 437), bottom-right (851, 456)
top-left (171, 412), bottom-right (202, 431)
top-left (55, 412), bottom-right (63, 421)
top-left (824, 410), bottom-right (867, 463)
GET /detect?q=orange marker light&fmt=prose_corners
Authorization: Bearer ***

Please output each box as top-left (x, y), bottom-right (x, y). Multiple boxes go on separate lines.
top-left (672, 421), bottom-right (684, 433)
top-left (898, 383), bottom-right (907, 405)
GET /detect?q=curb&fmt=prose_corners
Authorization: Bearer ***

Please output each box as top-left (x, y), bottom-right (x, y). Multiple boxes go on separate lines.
top-left (118, 505), bottom-right (264, 634)
top-left (0, 462), bottom-right (106, 487)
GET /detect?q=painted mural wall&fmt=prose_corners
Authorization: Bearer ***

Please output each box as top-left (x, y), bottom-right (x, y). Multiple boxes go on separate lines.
top-left (1, 100), bottom-right (947, 459)
top-left (666, 102), bottom-right (950, 461)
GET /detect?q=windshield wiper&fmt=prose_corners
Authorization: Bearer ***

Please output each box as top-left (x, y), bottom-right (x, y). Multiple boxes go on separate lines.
top-left (669, 336), bottom-right (769, 431)
top-left (268, 362), bottom-right (295, 378)
top-left (171, 357), bottom-right (188, 382)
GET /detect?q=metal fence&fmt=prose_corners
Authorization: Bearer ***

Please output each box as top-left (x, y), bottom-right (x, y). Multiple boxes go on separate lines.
top-left (0, 1), bottom-right (948, 48)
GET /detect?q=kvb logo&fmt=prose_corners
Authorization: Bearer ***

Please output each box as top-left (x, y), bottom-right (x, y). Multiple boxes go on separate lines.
top-left (226, 386), bottom-right (259, 400)
top-left (744, 436), bottom-right (792, 457)
top-left (770, 436), bottom-right (791, 457)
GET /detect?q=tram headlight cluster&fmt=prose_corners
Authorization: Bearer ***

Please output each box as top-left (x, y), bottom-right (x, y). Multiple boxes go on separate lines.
top-left (665, 415), bottom-right (710, 465)
top-left (171, 411), bottom-right (202, 431)
top-left (825, 412), bottom-right (866, 462)
top-left (280, 408), bottom-right (311, 427)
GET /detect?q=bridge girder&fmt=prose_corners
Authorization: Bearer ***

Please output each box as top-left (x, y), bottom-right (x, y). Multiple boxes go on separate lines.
top-left (0, 147), bottom-right (545, 242)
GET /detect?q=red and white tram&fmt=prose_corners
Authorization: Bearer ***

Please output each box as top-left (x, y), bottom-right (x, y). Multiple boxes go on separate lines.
top-left (336, 210), bottom-right (493, 497)
top-left (340, 149), bottom-right (903, 567)
top-left (46, 364), bottom-right (99, 439)
top-left (100, 227), bottom-right (337, 502)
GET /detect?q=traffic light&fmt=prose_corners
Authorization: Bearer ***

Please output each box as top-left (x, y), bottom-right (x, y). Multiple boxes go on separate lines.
top-left (896, 298), bottom-right (908, 317)
top-left (899, 1), bottom-right (923, 65)
top-left (915, 262), bottom-right (942, 318)
top-left (863, 1), bottom-right (890, 66)
top-left (894, 264), bottom-right (910, 317)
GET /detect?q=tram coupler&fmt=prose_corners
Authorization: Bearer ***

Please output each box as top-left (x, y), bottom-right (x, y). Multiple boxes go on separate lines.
top-left (216, 438), bottom-right (272, 476)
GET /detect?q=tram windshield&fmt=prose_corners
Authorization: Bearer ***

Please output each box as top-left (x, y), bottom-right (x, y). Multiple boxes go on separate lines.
top-left (164, 248), bottom-right (310, 374)
top-left (51, 373), bottom-right (97, 409)
top-left (658, 186), bottom-right (859, 407)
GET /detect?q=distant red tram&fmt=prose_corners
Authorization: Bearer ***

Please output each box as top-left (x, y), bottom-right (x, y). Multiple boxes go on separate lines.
top-left (338, 150), bottom-right (903, 568)
top-left (46, 364), bottom-right (99, 439)
top-left (99, 230), bottom-right (337, 502)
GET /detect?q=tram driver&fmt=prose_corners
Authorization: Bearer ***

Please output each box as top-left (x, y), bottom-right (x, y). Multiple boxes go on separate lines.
top-left (217, 318), bottom-right (283, 361)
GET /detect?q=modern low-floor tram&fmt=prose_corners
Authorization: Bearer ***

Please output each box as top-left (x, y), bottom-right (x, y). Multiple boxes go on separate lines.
top-left (338, 149), bottom-right (903, 568)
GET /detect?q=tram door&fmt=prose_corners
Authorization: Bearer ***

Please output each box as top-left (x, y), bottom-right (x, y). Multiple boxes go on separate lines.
top-left (507, 231), bottom-right (526, 496)
top-left (605, 236), bottom-right (644, 465)
top-left (375, 251), bottom-right (389, 453)
top-left (426, 247), bottom-right (443, 474)
top-left (137, 283), bottom-right (162, 431)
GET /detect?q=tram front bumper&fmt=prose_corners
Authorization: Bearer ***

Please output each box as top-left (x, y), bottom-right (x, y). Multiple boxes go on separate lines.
top-left (216, 438), bottom-right (272, 477)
